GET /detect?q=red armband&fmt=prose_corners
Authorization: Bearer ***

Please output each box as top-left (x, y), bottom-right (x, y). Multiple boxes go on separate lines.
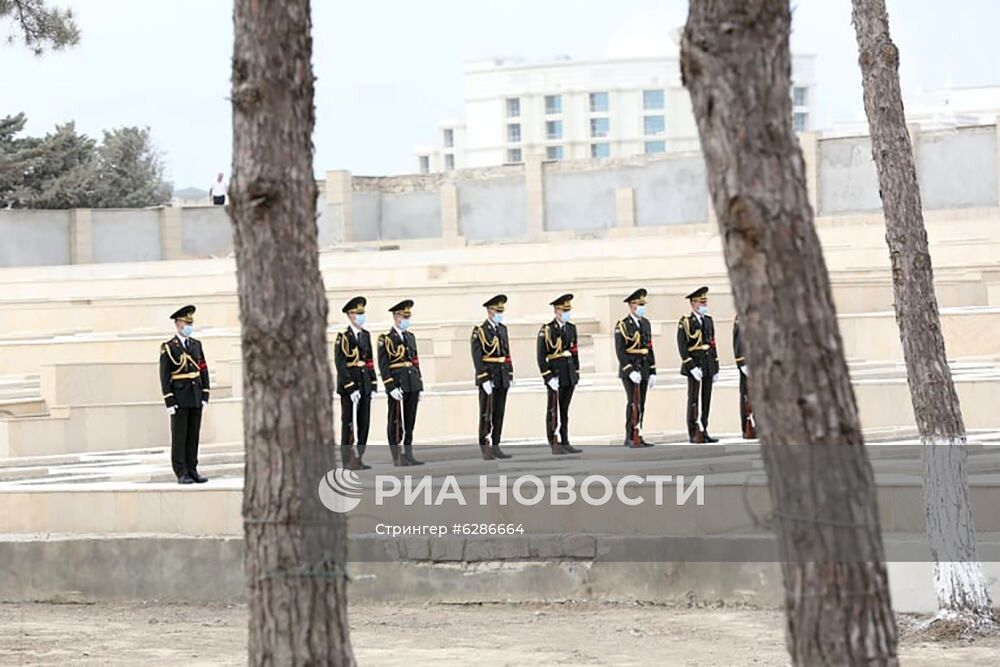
top-left (198, 360), bottom-right (208, 370)
top-left (412, 356), bottom-right (420, 367)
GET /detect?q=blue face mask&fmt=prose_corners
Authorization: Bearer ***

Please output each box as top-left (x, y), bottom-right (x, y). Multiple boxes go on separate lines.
top-left (354, 313), bottom-right (366, 327)
top-left (560, 310), bottom-right (571, 323)
top-left (181, 324), bottom-right (193, 337)
top-left (697, 305), bottom-right (708, 316)
top-left (635, 305), bottom-right (647, 318)
top-left (492, 313), bottom-right (504, 324)
top-left (399, 318), bottom-right (411, 331)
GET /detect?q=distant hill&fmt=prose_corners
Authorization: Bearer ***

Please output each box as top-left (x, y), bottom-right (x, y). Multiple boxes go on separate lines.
top-left (173, 186), bottom-right (208, 199)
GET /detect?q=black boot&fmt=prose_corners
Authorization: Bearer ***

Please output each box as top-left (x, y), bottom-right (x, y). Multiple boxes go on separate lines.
top-left (561, 442), bottom-right (582, 454)
top-left (389, 444), bottom-right (407, 467)
top-left (480, 444), bottom-right (495, 461)
top-left (703, 432), bottom-right (719, 443)
top-left (491, 445), bottom-right (512, 459)
top-left (550, 442), bottom-right (567, 455)
top-left (404, 445), bottom-right (424, 466)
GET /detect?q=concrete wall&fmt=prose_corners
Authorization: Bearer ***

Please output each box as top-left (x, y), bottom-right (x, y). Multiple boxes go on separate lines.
top-left (90, 210), bottom-right (161, 263)
top-left (2, 122), bottom-right (1000, 267)
top-left (918, 126), bottom-right (998, 209)
top-left (633, 156), bottom-right (708, 226)
top-left (0, 209), bottom-right (71, 267)
top-left (458, 175), bottom-right (526, 240)
top-left (818, 135), bottom-right (883, 215)
top-left (181, 206), bottom-right (232, 257)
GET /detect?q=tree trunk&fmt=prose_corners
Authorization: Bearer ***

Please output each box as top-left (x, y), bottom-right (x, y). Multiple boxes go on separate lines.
top-left (681, 2), bottom-right (899, 664)
top-left (850, 0), bottom-right (995, 628)
top-left (230, 1), bottom-right (356, 664)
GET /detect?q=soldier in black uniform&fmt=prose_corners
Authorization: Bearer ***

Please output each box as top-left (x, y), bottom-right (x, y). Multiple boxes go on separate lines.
top-left (159, 305), bottom-right (211, 484)
top-left (335, 296), bottom-right (377, 470)
top-left (677, 287), bottom-right (720, 443)
top-left (537, 294), bottom-right (582, 455)
top-left (615, 288), bottom-right (657, 448)
top-left (733, 315), bottom-right (755, 439)
top-left (471, 294), bottom-right (514, 460)
top-left (378, 300), bottom-right (424, 466)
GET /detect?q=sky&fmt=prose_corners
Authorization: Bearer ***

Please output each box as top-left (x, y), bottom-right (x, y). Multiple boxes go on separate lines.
top-left (4, 0), bottom-right (999, 190)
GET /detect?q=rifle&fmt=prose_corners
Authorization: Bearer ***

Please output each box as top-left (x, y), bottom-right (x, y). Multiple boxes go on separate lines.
top-left (631, 379), bottom-right (641, 447)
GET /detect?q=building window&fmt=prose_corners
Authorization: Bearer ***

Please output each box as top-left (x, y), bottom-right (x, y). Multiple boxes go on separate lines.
top-left (590, 117), bottom-right (609, 138)
top-left (507, 148), bottom-right (522, 163)
top-left (418, 155), bottom-right (430, 174)
top-left (546, 120), bottom-right (563, 140)
top-left (643, 115), bottom-right (665, 136)
top-left (792, 86), bottom-right (808, 107)
top-left (507, 123), bottom-right (521, 143)
top-left (443, 128), bottom-right (454, 148)
top-left (589, 92), bottom-right (609, 113)
top-left (590, 143), bottom-right (610, 158)
top-left (793, 112), bottom-right (808, 132)
top-left (546, 145), bottom-right (564, 160)
top-left (644, 141), bottom-right (666, 154)
top-left (643, 89), bottom-right (665, 110)
top-left (444, 154), bottom-right (455, 170)
top-left (506, 97), bottom-right (520, 118)
top-left (545, 94), bottom-right (562, 115)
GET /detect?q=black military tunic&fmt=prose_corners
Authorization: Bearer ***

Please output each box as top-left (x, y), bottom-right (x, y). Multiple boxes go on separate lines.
top-left (615, 313), bottom-right (656, 446)
top-left (471, 319), bottom-right (514, 454)
top-left (159, 334), bottom-right (210, 478)
top-left (537, 314), bottom-right (580, 452)
top-left (733, 317), bottom-right (755, 439)
top-left (677, 310), bottom-right (719, 442)
top-left (334, 325), bottom-right (377, 466)
top-left (377, 326), bottom-right (423, 462)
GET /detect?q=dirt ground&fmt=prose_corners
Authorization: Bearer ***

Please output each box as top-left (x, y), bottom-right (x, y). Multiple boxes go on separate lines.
top-left (1, 600), bottom-right (999, 666)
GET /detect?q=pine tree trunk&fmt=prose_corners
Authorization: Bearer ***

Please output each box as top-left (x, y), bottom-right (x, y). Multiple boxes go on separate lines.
top-left (230, 1), bottom-right (356, 664)
top-left (850, 0), bottom-right (995, 627)
top-left (681, 2), bottom-right (899, 664)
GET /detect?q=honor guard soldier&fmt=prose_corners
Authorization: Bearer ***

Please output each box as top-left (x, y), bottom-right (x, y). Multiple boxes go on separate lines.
top-left (335, 296), bottom-right (377, 470)
top-left (733, 316), bottom-right (756, 439)
top-left (378, 300), bottom-right (424, 466)
top-left (159, 305), bottom-right (210, 484)
top-left (677, 287), bottom-right (720, 443)
top-left (537, 294), bottom-right (582, 455)
top-left (616, 289), bottom-right (657, 448)
top-left (471, 294), bottom-right (514, 460)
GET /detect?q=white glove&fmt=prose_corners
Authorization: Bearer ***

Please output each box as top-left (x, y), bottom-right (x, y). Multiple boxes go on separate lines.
top-left (167, 405), bottom-right (177, 416)
top-left (647, 374), bottom-right (657, 389)
top-left (547, 377), bottom-right (559, 392)
top-left (713, 373), bottom-right (719, 384)
top-left (350, 390), bottom-right (361, 403)
top-left (691, 367), bottom-right (703, 383)
top-left (629, 370), bottom-right (641, 384)
top-left (390, 388), bottom-right (403, 401)
top-left (740, 365), bottom-right (748, 377)
top-left (202, 401), bottom-right (208, 408)
top-left (482, 380), bottom-right (493, 395)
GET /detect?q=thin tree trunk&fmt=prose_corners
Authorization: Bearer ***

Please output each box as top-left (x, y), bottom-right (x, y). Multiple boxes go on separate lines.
top-left (231, 1), bottom-right (356, 664)
top-left (681, 2), bottom-right (898, 664)
top-left (850, 0), bottom-right (995, 628)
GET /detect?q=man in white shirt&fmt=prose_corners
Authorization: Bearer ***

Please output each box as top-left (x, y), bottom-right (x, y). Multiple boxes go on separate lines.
top-left (209, 172), bottom-right (227, 205)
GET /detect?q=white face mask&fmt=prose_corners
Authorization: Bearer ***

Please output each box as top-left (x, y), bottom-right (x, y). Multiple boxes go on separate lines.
top-left (697, 305), bottom-right (708, 317)
top-left (560, 310), bottom-right (571, 323)
top-left (181, 324), bottom-right (193, 337)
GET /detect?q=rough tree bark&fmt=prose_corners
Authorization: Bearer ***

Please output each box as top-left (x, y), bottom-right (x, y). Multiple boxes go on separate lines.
top-left (851, 0), bottom-right (995, 629)
top-left (681, 2), bottom-right (899, 665)
top-left (230, 1), bottom-right (356, 664)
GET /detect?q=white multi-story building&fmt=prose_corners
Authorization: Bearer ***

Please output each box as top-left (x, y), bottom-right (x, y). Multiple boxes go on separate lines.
top-left (415, 53), bottom-right (816, 173)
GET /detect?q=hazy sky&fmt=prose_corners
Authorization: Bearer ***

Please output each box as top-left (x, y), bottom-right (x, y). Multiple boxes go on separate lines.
top-left (4, 0), bottom-right (999, 189)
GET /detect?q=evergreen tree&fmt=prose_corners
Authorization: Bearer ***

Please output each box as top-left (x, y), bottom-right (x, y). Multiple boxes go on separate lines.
top-left (0, 0), bottom-right (79, 53)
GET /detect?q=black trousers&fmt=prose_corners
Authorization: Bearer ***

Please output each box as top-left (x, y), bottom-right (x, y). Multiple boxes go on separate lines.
top-left (387, 391), bottom-right (419, 448)
top-left (340, 391), bottom-right (372, 462)
top-left (478, 385), bottom-right (508, 448)
top-left (170, 407), bottom-right (203, 477)
top-left (621, 378), bottom-right (649, 443)
top-left (739, 371), bottom-right (752, 435)
top-left (685, 373), bottom-right (714, 439)
top-left (545, 384), bottom-right (574, 446)
top-left (212, 195), bottom-right (225, 205)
